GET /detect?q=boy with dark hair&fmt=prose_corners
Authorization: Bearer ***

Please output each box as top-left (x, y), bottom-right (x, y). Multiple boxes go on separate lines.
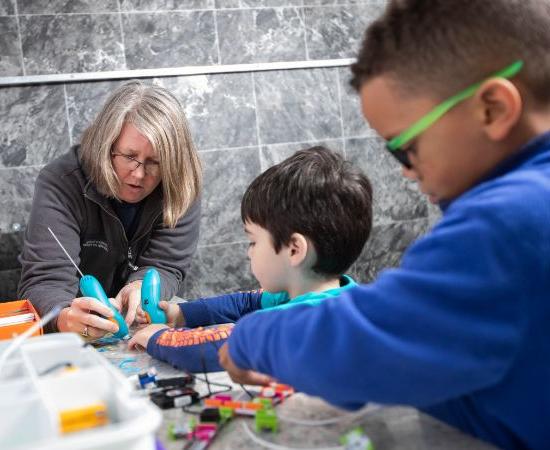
top-left (218, 1), bottom-right (550, 449)
top-left (129, 146), bottom-right (373, 372)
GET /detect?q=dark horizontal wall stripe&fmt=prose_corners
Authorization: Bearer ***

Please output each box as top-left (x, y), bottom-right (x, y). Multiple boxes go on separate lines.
top-left (0, 269), bottom-right (21, 300)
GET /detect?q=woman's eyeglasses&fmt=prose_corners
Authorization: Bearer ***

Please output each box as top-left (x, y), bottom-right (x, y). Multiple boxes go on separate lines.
top-left (111, 152), bottom-right (160, 177)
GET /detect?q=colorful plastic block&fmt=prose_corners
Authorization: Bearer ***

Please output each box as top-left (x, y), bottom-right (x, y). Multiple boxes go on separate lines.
top-left (218, 406), bottom-right (234, 422)
top-left (340, 427), bottom-right (374, 450)
top-left (255, 408), bottom-right (278, 433)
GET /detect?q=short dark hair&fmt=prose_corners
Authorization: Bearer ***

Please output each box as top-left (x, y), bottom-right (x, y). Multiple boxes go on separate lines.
top-left (241, 146), bottom-right (373, 277)
top-left (350, 0), bottom-right (550, 105)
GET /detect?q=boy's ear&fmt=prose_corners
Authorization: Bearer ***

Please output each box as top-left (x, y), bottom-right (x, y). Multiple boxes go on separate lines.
top-left (287, 233), bottom-right (309, 267)
top-left (475, 78), bottom-right (523, 142)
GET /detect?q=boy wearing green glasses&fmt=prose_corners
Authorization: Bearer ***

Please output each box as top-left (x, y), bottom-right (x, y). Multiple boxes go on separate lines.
top-left (218, 1), bottom-right (550, 449)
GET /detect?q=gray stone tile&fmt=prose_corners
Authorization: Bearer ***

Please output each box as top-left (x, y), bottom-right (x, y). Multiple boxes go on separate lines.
top-left (199, 147), bottom-right (261, 245)
top-left (352, 250), bottom-right (402, 283)
top-left (362, 219), bottom-right (431, 261)
top-left (0, 17), bottom-right (22, 76)
top-left (184, 243), bottom-right (258, 298)
top-left (17, 0), bottom-right (118, 14)
top-left (217, 7), bottom-right (306, 64)
top-left (0, 85), bottom-right (69, 167)
top-left (120, 0), bottom-right (214, 10)
top-left (216, 0), bottom-right (303, 7)
top-left (346, 137), bottom-right (428, 223)
top-left (304, 4), bottom-right (385, 59)
top-left (427, 201), bottom-right (442, 228)
top-left (353, 219), bottom-right (431, 282)
top-left (0, 269), bottom-right (21, 301)
top-left (0, 166), bottom-right (42, 234)
top-left (254, 68), bottom-right (342, 145)
top-left (155, 73), bottom-right (258, 151)
top-left (65, 79), bottom-right (127, 144)
top-left (0, 0), bottom-right (15, 15)
top-left (20, 14), bottom-right (125, 75)
top-left (0, 231), bottom-right (23, 270)
top-left (260, 138), bottom-right (343, 171)
top-left (215, 0), bottom-right (240, 7)
top-left (304, 0), bottom-right (386, 5)
top-left (122, 11), bottom-right (217, 69)
top-left (339, 66), bottom-right (378, 138)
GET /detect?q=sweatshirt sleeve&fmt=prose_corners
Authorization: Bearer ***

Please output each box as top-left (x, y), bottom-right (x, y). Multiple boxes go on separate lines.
top-left (18, 167), bottom-right (85, 333)
top-left (127, 198), bottom-right (201, 300)
top-left (179, 290), bottom-right (264, 328)
top-left (227, 202), bottom-right (528, 410)
top-left (147, 324), bottom-right (233, 373)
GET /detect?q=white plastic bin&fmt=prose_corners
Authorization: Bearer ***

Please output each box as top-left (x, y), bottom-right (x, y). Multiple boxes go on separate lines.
top-left (0, 333), bottom-right (161, 450)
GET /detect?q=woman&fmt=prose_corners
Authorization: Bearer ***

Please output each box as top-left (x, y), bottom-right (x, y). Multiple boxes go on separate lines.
top-left (18, 81), bottom-right (202, 338)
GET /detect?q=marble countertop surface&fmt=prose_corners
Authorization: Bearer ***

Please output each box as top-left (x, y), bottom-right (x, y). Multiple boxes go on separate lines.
top-left (96, 340), bottom-right (496, 450)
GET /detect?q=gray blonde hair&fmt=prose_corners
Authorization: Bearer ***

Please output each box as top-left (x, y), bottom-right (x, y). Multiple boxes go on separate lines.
top-left (80, 81), bottom-right (202, 228)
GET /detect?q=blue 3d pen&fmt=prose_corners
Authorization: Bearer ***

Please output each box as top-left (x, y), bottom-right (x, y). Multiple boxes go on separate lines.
top-left (141, 268), bottom-right (167, 324)
top-left (48, 227), bottom-right (129, 339)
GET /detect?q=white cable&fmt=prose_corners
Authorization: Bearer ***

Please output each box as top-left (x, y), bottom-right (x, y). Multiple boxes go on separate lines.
top-left (241, 422), bottom-right (344, 450)
top-left (277, 404), bottom-right (381, 426)
top-left (0, 305), bottom-right (62, 374)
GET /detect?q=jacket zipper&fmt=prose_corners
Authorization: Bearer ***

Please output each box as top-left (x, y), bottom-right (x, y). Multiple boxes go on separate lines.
top-left (84, 193), bottom-right (161, 272)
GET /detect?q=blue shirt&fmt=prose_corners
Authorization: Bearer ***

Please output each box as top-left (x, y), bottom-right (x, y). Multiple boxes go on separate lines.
top-left (227, 132), bottom-right (550, 450)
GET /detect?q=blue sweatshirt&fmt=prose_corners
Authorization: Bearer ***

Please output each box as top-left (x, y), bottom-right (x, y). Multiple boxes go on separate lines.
top-left (147, 276), bottom-right (356, 372)
top-left (227, 132), bottom-right (550, 450)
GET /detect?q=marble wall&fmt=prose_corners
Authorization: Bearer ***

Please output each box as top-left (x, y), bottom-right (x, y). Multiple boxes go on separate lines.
top-left (0, 0), bottom-right (437, 300)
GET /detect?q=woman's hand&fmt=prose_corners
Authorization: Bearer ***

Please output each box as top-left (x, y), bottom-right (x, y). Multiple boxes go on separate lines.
top-left (112, 280), bottom-right (143, 326)
top-left (56, 297), bottom-right (120, 338)
top-left (127, 324), bottom-right (169, 350)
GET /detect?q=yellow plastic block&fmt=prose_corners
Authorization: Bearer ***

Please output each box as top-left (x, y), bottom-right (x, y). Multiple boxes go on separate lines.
top-left (59, 402), bottom-right (109, 434)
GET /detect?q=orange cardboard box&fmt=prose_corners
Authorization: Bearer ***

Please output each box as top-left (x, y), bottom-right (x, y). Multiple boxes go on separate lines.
top-left (0, 299), bottom-right (43, 341)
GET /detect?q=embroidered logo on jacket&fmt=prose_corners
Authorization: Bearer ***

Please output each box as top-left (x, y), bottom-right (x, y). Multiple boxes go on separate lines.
top-left (82, 240), bottom-right (109, 252)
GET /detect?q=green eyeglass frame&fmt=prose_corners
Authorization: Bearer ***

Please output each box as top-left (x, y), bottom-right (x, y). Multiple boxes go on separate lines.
top-left (386, 60), bottom-right (524, 169)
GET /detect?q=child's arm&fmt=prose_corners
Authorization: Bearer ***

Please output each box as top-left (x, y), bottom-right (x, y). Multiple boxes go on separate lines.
top-left (178, 290), bottom-right (264, 328)
top-left (146, 324), bottom-right (234, 373)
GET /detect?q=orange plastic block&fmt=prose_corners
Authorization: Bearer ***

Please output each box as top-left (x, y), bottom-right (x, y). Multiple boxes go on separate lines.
top-left (242, 402), bottom-right (263, 411)
top-left (223, 401), bottom-right (242, 409)
top-left (0, 300), bottom-right (43, 341)
top-left (274, 383), bottom-right (294, 394)
top-left (204, 399), bottom-right (223, 407)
